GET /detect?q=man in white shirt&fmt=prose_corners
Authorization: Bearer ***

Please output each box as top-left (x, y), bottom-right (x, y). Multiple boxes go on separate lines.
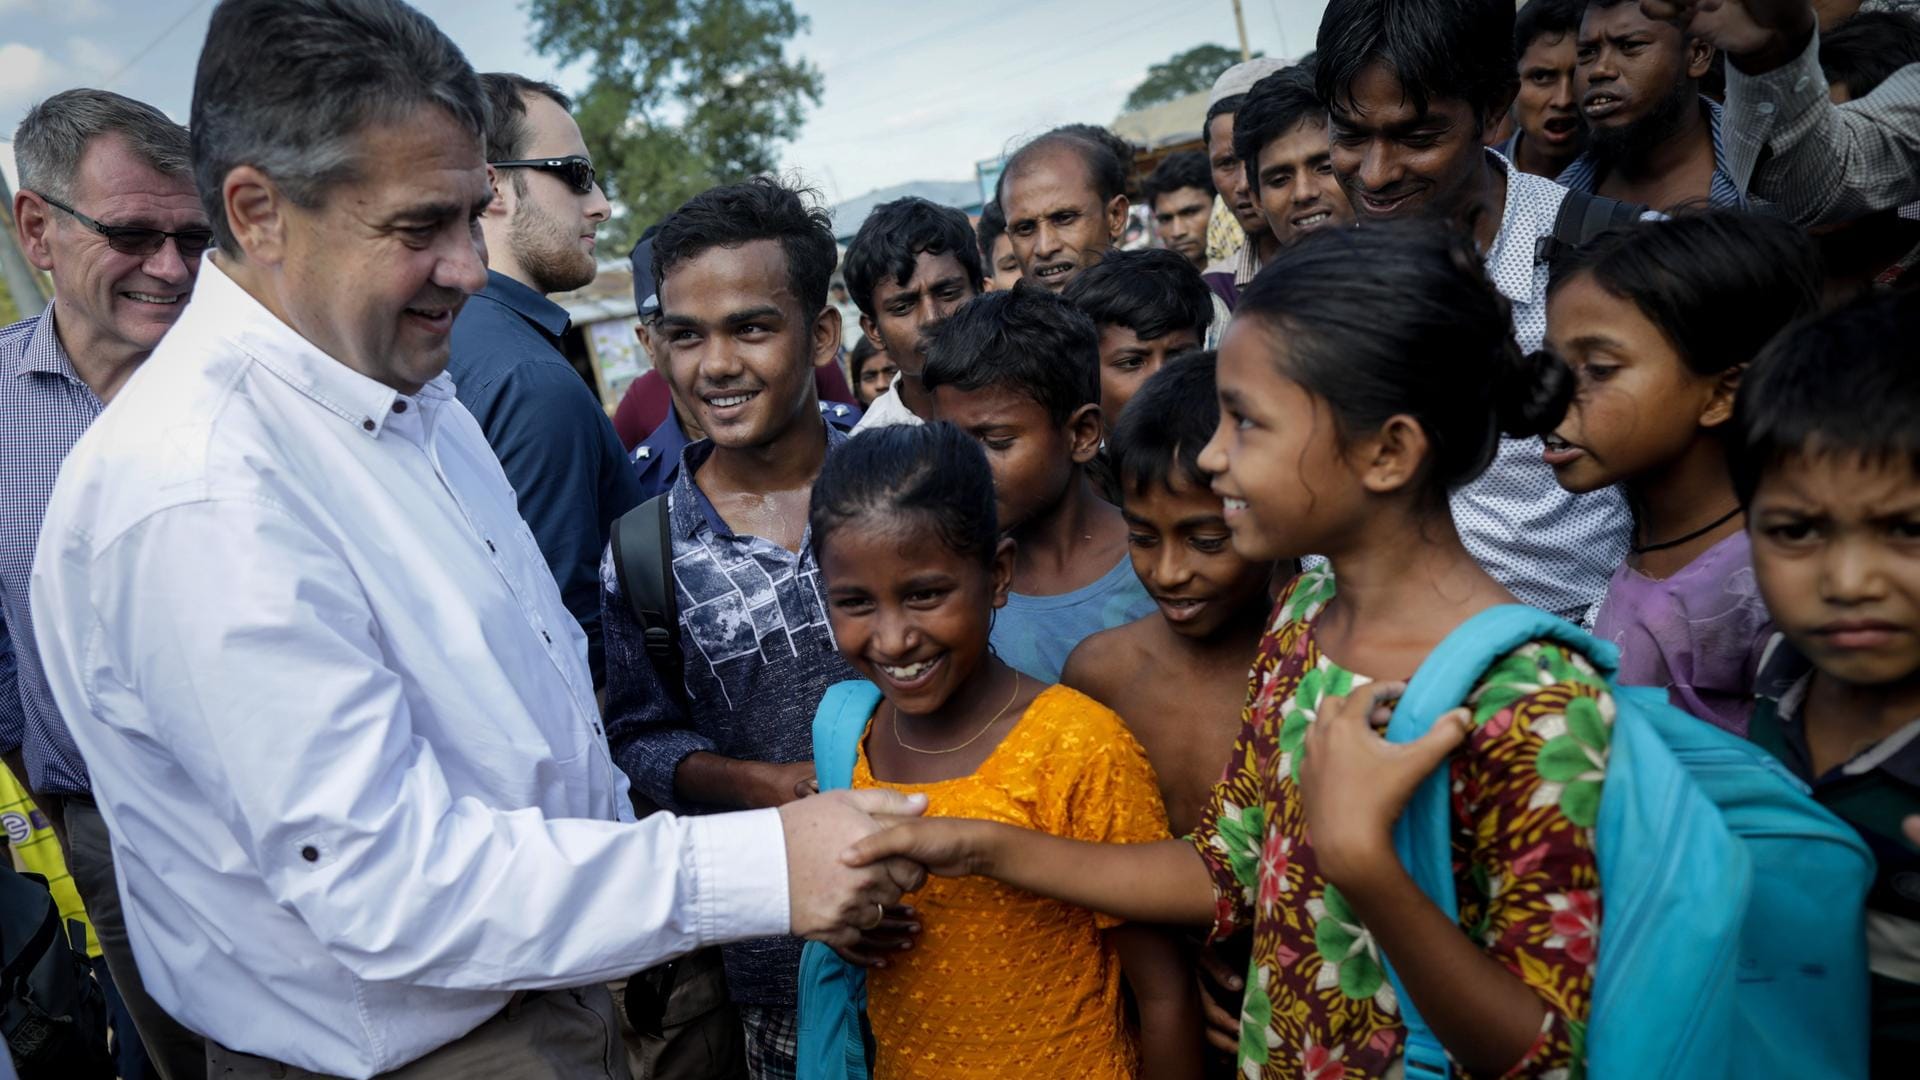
top-left (28, 1), bottom-right (923, 1077)
top-left (843, 197), bottom-right (983, 434)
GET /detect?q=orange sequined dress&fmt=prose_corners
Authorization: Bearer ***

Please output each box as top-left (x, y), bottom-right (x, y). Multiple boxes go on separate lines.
top-left (854, 684), bottom-right (1171, 1080)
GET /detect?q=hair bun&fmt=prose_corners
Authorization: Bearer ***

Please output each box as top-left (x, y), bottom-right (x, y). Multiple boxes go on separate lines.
top-left (1492, 341), bottom-right (1575, 439)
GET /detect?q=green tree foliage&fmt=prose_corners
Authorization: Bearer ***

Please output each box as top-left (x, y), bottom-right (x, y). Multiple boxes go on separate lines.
top-left (1123, 43), bottom-right (1252, 112)
top-left (528, 0), bottom-right (823, 248)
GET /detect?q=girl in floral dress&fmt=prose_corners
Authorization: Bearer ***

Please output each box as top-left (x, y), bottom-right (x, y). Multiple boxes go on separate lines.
top-left (845, 222), bottom-right (1613, 1079)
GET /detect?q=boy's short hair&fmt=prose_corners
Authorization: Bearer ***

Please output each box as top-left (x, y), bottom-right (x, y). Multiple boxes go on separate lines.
top-left (652, 176), bottom-right (838, 320)
top-left (922, 285), bottom-right (1100, 426)
top-left (1061, 247), bottom-right (1213, 344)
top-left (841, 196), bottom-right (985, 320)
top-left (1233, 66), bottom-right (1327, 192)
top-left (848, 336), bottom-right (883, 383)
top-left (1317, 0), bottom-right (1518, 126)
top-left (1109, 351), bottom-right (1219, 497)
top-left (1141, 150), bottom-right (1213, 211)
top-left (976, 200), bottom-right (1007, 262)
top-left (1513, 0), bottom-right (1583, 56)
top-left (1820, 11), bottom-right (1920, 100)
top-left (1731, 292), bottom-right (1920, 504)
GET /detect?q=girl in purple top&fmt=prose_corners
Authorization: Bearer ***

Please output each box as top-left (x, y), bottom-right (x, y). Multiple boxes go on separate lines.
top-left (1538, 212), bottom-right (1823, 734)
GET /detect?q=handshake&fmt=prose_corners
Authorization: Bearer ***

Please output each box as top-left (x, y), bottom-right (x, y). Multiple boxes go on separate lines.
top-left (776, 788), bottom-right (942, 949)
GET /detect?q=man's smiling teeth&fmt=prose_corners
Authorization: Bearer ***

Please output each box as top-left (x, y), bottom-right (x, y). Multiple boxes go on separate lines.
top-left (880, 659), bottom-right (935, 680)
top-left (124, 292), bottom-right (179, 304)
top-left (1036, 264), bottom-right (1071, 277)
top-left (1293, 211), bottom-right (1331, 227)
top-left (708, 392), bottom-right (756, 407)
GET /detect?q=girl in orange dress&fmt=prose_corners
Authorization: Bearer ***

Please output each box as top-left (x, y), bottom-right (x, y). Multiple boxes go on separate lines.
top-left (805, 421), bottom-right (1203, 1080)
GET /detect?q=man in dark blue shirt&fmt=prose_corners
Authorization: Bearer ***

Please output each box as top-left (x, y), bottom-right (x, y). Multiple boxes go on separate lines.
top-left (450, 73), bottom-right (641, 686)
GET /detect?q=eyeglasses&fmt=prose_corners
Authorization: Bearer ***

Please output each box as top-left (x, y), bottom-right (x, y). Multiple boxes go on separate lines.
top-left (32, 192), bottom-right (213, 259)
top-left (488, 156), bottom-right (599, 196)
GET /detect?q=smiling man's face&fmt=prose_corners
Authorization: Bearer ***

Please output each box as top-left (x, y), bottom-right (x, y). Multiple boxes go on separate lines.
top-left (28, 132), bottom-right (206, 357)
top-left (1327, 61), bottom-right (1490, 227)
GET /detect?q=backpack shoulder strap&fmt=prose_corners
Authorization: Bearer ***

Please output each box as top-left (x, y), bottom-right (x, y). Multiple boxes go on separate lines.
top-left (813, 681), bottom-right (883, 793)
top-left (1381, 605), bottom-right (1613, 1080)
top-left (612, 493), bottom-right (684, 707)
top-left (1535, 189), bottom-right (1649, 266)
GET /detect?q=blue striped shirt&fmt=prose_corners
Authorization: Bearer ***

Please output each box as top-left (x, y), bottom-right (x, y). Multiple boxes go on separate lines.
top-left (0, 307), bottom-right (103, 795)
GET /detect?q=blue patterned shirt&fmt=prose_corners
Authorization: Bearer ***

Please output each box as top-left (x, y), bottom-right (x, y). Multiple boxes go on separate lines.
top-left (0, 307), bottom-right (104, 795)
top-left (601, 422), bottom-right (856, 1007)
top-left (1555, 96), bottom-right (1747, 209)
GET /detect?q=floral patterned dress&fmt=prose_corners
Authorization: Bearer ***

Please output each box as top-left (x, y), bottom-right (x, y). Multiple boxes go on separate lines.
top-left (1191, 566), bottom-right (1613, 1079)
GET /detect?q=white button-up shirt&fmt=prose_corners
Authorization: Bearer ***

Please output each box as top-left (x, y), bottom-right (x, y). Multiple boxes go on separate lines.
top-left (30, 258), bottom-right (788, 1077)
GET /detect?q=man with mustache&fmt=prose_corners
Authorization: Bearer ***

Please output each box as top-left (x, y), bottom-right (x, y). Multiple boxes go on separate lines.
top-left (1200, 57), bottom-right (1288, 310)
top-left (448, 73), bottom-right (642, 689)
top-left (843, 196), bottom-right (984, 432)
top-left (1232, 64), bottom-right (1356, 251)
top-left (1556, 0), bottom-right (1745, 209)
top-left (1316, 0), bottom-right (1633, 626)
top-left (997, 126), bottom-right (1130, 295)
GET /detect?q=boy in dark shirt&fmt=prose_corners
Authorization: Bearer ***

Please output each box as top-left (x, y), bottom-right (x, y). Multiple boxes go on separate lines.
top-left (1733, 292), bottom-right (1920, 1078)
top-left (922, 287), bottom-right (1154, 682)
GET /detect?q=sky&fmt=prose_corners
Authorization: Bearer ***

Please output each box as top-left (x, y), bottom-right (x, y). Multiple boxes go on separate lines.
top-left (0, 0), bottom-right (1332, 206)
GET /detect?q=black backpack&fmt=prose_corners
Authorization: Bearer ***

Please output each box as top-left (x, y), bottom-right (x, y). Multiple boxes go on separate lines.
top-left (1534, 189), bottom-right (1649, 266)
top-left (0, 865), bottom-right (112, 1080)
top-left (610, 493), bottom-right (686, 711)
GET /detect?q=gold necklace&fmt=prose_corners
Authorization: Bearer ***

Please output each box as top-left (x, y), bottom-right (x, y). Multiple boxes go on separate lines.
top-left (891, 672), bottom-right (1023, 755)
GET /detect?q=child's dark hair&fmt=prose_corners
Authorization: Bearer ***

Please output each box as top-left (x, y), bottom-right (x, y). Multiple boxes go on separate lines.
top-left (652, 176), bottom-right (838, 319)
top-left (1061, 248), bottom-right (1213, 344)
top-left (1109, 351), bottom-right (1219, 498)
top-left (976, 200), bottom-right (1007, 263)
top-left (1317, 0), bottom-right (1518, 129)
top-left (921, 285), bottom-right (1100, 426)
top-left (1548, 211), bottom-right (1822, 378)
top-left (1820, 11), bottom-right (1920, 100)
top-left (848, 337), bottom-right (883, 383)
top-left (1141, 150), bottom-right (1213, 212)
top-left (1237, 220), bottom-right (1570, 502)
top-left (1730, 292), bottom-right (1920, 504)
top-left (1234, 66), bottom-right (1328, 193)
top-left (810, 422), bottom-right (1000, 568)
top-left (841, 196), bottom-right (985, 320)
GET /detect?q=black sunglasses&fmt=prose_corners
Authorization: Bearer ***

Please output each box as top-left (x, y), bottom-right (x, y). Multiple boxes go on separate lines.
top-left (488, 155), bottom-right (598, 196)
top-left (33, 192), bottom-right (213, 259)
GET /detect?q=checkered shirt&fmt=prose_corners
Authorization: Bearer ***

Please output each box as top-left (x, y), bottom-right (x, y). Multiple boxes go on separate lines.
top-left (0, 306), bottom-right (103, 794)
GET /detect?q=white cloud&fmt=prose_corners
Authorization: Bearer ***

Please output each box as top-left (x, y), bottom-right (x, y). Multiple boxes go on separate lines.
top-left (0, 0), bottom-right (107, 22)
top-left (0, 43), bottom-right (56, 105)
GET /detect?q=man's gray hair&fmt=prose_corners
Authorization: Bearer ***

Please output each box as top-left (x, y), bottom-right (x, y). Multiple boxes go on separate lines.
top-left (190, 0), bottom-right (487, 253)
top-left (14, 89), bottom-right (192, 204)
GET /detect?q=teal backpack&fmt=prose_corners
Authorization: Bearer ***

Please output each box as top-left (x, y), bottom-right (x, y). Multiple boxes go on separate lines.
top-left (795, 681), bottom-right (885, 1080)
top-left (1380, 605), bottom-right (1874, 1078)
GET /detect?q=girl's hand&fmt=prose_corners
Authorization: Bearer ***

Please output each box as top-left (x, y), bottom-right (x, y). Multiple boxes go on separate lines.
top-left (1298, 681), bottom-right (1471, 889)
top-left (830, 903), bottom-right (921, 969)
top-left (843, 817), bottom-right (991, 878)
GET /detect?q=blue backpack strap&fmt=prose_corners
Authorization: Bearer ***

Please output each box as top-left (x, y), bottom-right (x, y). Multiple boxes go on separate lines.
top-left (797, 681), bottom-right (885, 1080)
top-left (1379, 606), bottom-right (1615, 1079)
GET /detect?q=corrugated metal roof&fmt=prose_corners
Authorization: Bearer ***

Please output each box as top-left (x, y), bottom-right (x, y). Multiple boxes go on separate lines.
top-left (830, 179), bottom-right (984, 240)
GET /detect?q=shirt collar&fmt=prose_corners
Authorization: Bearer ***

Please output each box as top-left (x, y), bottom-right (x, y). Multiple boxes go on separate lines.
top-left (7, 302), bottom-right (81, 383)
top-left (1763, 633), bottom-right (1920, 787)
top-left (668, 419), bottom-right (851, 541)
top-left (1481, 148), bottom-right (1551, 309)
top-left (199, 255), bottom-right (440, 440)
top-left (475, 270), bottom-right (571, 339)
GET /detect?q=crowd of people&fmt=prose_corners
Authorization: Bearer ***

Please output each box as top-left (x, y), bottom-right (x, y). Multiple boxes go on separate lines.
top-left (1, 0), bottom-right (1917, 1078)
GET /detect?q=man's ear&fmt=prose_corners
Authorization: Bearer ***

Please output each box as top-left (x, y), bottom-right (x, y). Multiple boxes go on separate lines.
top-left (483, 164), bottom-right (512, 221)
top-left (1066, 401), bottom-right (1104, 465)
top-left (989, 536), bottom-right (1017, 609)
top-left (1104, 194), bottom-right (1131, 244)
top-left (812, 304), bottom-right (843, 370)
top-left (1356, 413), bottom-right (1431, 495)
top-left (860, 311), bottom-right (886, 354)
top-left (1700, 363), bottom-right (1743, 430)
top-left (1481, 84), bottom-right (1520, 137)
top-left (223, 164), bottom-right (290, 266)
top-left (1687, 38), bottom-right (1716, 81)
top-left (14, 191), bottom-right (55, 271)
